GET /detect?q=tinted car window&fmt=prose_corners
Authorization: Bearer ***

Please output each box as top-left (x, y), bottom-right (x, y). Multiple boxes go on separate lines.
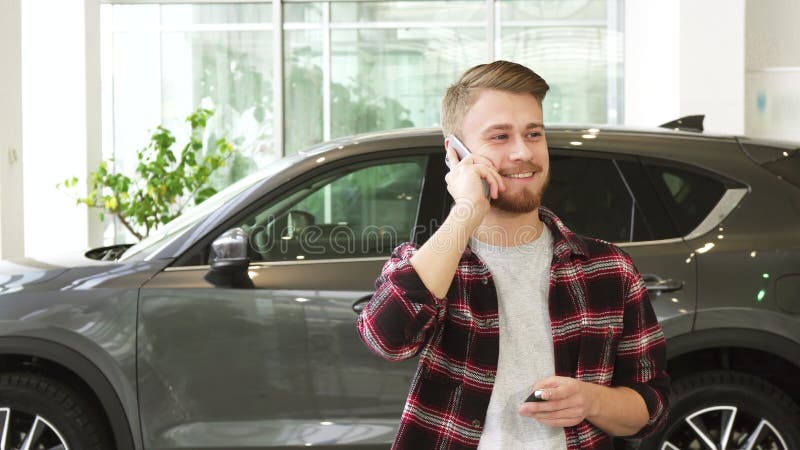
top-left (644, 162), bottom-right (727, 236)
top-left (241, 156), bottom-right (426, 261)
top-left (615, 159), bottom-right (678, 241)
top-left (544, 155), bottom-right (651, 243)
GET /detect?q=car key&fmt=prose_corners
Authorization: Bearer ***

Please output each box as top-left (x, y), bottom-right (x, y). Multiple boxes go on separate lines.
top-left (524, 389), bottom-right (547, 403)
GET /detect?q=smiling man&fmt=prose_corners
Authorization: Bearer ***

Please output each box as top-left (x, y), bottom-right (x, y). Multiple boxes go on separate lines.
top-left (357, 61), bottom-right (670, 450)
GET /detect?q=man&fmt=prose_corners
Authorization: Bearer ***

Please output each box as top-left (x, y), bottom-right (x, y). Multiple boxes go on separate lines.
top-left (357, 61), bottom-right (669, 450)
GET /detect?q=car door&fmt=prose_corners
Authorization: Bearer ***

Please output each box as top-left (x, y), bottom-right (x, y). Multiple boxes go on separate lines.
top-left (542, 150), bottom-right (698, 337)
top-left (429, 146), bottom-right (698, 337)
top-left (137, 151), bottom-right (438, 449)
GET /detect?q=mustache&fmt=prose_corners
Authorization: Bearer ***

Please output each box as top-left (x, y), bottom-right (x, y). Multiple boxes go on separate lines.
top-left (498, 163), bottom-right (544, 176)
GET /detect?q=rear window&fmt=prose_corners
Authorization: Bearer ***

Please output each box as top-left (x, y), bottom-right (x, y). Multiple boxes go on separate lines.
top-left (741, 143), bottom-right (800, 189)
top-left (644, 163), bottom-right (727, 236)
top-left (544, 155), bottom-right (638, 242)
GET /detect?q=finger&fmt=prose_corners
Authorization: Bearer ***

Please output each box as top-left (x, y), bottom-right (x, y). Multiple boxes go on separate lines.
top-left (534, 417), bottom-right (583, 428)
top-left (543, 382), bottom-right (582, 402)
top-left (531, 376), bottom-right (563, 391)
top-left (519, 402), bottom-right (583, 425)
top-left (445, 146), bottom-right (460, 166)
top-left (475, 163), bottom-right (504, 196)
top-left (525, 404), bottom-right (581, 419)
top-left (483, 165), bottom-right (505, 196)
top-left (531, 376), bottom-right (570, 401)
top-left (472, 164), bottom-right (503, 199)
top-left (458, 152), bottom-right (478, 166)
top-left (471, 153), bottom-right (498, 171)
top-left (525, 387), bottom-right (555, 402)
top-left (470, 155), bottom-right (506, 192)
top-left (519, 398), bottom-right (573, 416)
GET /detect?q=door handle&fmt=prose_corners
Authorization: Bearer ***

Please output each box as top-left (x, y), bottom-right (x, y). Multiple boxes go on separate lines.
top-left (642, 274), bottom-right (684, 295)
top-left (352, 295), bottom-right (372, 314)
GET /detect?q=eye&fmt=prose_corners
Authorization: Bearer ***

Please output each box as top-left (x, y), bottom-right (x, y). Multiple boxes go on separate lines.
top-left (527, 131), bottom-right (542, 139)
top-left (492, 134), bottom-right (508, 141)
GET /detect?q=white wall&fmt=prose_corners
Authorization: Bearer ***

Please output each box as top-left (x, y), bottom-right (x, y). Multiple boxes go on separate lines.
top-left (745, 0), bottom-right (800, 141)
top-left (679, 0), bottom-right (745, 135)
top-left (624, 1), bottom-right (681, 128)
top-left (625, 0), bottom-right (746, 135)
top-left (21, 0), bottom-right (95, 257)
top-left (0, 0), bottom-right (25, 259)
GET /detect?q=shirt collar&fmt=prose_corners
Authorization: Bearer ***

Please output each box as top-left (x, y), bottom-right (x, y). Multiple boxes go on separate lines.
top-left (539, 206), bottom-right (587, 262)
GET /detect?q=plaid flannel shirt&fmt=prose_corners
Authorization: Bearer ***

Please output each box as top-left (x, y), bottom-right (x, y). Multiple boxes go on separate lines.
top-left (357, 207), bottom-right (670, 450)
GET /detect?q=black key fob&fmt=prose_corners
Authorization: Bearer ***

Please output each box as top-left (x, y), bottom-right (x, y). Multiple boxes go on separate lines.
top-left (525, 389), bottom-right (546, 403)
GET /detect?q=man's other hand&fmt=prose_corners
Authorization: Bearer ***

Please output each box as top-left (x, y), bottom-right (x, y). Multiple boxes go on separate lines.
top-left (517, 376), bottom-right (596, 428)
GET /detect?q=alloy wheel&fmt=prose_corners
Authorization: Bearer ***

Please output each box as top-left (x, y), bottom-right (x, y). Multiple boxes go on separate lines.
top-left (660, 405), bottom-right (789, 450)
top-left (0, 407), bottom-right (69, 450)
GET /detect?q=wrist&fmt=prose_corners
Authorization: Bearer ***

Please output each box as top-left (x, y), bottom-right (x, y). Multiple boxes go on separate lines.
top-left (450, 197), bottom-right (488, 227)
top-left (583, 382), bottom-right (603, 419)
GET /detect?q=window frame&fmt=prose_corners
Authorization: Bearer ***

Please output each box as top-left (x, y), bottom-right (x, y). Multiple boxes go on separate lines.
top-left (640, 155), bottom-right (747, 239)
top-left (172, 147), bottom-right (433, 267)
top-left (242, 155), bottom-right (429, 262)
top-left (433, 147), bottom-right (674, 245)
top-left (543, 148), bottom-right (655, 243)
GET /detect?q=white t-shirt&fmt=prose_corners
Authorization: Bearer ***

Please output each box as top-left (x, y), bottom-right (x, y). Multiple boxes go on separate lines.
top-left (471, 227), bottom-right (568, 450)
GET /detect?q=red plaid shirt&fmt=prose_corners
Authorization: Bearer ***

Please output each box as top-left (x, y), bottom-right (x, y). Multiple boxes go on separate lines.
top-left (357, 207), bottom-right (669, 449)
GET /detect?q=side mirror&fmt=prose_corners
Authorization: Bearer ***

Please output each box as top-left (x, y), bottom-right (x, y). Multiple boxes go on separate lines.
top-left (204, 228), bottom-right (254, 288)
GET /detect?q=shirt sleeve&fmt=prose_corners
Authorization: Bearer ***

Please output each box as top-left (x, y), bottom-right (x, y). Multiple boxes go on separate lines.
top-left (356, 242), bottom-right (448, 361)
top-left (612, 254), bottom-right (671, 439)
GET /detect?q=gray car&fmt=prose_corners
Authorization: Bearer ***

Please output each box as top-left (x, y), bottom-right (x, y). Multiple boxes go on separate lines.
top-left (1, 123), bottom-right (799, 450)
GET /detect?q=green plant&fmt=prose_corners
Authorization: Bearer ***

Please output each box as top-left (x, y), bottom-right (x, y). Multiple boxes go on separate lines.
top-left (60, 108), bottom-right (234, 240)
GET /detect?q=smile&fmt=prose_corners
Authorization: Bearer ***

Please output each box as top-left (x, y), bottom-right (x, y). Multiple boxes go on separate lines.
top-left (504, 172), bottom-right (534, 179)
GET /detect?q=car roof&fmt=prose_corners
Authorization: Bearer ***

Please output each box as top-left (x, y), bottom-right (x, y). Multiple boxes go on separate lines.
top-left (323, 125), bottom-right (740, 146)
top-left (153, 125), bottom-right (760, 262)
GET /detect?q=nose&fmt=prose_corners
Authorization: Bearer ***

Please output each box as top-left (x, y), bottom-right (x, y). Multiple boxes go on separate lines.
top-left (508, 135), bottom-right (533, 162)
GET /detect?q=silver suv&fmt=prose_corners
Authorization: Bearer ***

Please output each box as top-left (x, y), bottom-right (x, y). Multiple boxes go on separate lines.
top-left (1, 124), bottom-right (799, 449)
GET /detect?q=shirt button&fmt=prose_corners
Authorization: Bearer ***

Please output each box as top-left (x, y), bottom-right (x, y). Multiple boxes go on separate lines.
top-left (472, 419), bottom-right (481, 428)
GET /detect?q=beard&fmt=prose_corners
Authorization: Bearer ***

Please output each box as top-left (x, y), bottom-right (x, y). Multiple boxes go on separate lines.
top-left (490, 169), bottom-right (550, 214)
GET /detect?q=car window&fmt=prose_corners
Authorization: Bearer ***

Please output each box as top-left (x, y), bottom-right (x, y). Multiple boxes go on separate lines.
top-left (615, 159), bottom-right (679, 241)
top-left (240, 156), bottom-right (426, 262)
top-left (543, 155), bottom-right (653, 243)
top-left (119, 164), bottom-right (284, 261)
top-left (644, 162), bottom-right (727, 236)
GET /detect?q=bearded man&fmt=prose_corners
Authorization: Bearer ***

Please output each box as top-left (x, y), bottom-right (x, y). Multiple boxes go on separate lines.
top-left (357, 60), bottom-right (670, 450)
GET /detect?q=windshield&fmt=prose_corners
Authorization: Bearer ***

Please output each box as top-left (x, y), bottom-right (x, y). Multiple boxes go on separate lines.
top-left (119, 158), bottom-right (296, 261)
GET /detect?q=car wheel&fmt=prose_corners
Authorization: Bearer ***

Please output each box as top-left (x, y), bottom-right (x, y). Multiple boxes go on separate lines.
top-left (641, 370), bottom-right (800, 450)
top-left (0, 373), bottom-right (113, 450)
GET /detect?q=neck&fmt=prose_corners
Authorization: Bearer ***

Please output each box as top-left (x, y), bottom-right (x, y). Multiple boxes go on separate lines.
top-left (472, 207), bottom-right (544, 247)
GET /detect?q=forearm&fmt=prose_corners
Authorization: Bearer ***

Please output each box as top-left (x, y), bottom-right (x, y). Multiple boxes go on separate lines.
top-left (410, 200), bottom-right (484, 298)
top-left (358, 243), bottom-right (450, 360)
top-left (584, 383), bottom-right (650, 437)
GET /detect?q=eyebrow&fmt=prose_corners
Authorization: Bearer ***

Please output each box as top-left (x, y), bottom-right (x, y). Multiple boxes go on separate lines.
top-left (480, 122), bottom-right (545, 134)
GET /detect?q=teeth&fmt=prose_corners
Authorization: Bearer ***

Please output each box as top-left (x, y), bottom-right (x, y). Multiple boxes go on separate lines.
top-left (504, 172), bottom-right (533, 179)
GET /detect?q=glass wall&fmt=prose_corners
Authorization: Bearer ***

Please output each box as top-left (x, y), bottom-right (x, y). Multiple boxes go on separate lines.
top-left (106, 3), bottom-right (274, 186)
top-left (103, 0), bottom-right (622, 239)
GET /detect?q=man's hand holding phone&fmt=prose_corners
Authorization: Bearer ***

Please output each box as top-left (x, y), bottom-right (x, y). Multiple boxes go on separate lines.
top-left (444, 135), bottom-right (506, 218)
top-left (407, 136), bottom-right (507, 299)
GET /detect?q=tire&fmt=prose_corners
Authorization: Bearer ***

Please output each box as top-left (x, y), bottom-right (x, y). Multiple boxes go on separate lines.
top-left (641, 370), bottom-right (800, 450)
top-left (0, 372), bottom-right (113, 450)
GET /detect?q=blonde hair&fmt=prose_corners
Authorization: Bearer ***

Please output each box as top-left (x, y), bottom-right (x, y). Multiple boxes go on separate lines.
top-left (441, 61), bottom-right (550, 137)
